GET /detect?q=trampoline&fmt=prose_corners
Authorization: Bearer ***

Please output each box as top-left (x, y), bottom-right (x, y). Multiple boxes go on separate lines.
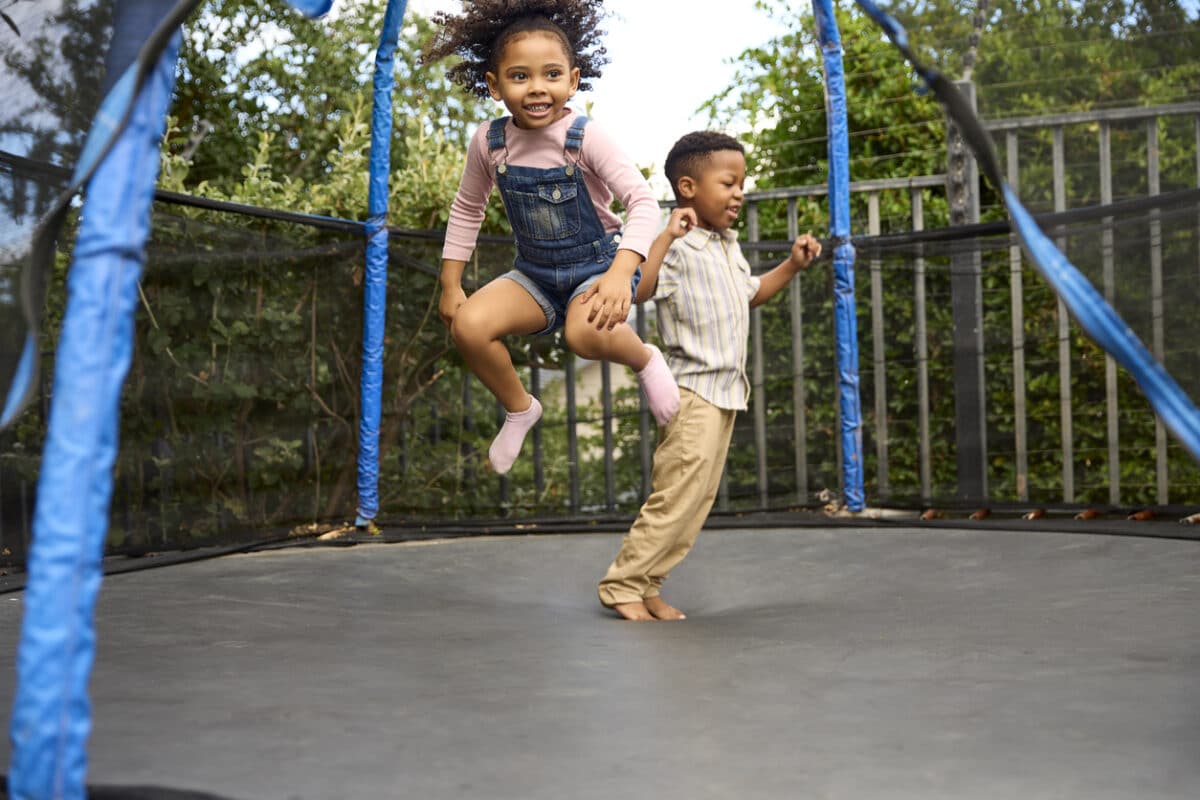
top-left (0, 524), bottom-right (1199, 798)
top-left (3, 0), bottom-right (1200, 797)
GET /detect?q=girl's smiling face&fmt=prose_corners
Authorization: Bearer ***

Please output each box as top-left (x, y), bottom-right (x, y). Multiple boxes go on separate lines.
top-left (485, 31), bottom-right (580, 129)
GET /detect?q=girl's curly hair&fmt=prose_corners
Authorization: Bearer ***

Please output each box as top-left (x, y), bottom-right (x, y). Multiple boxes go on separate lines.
top-left (420, 0), bottom-right (610, 99)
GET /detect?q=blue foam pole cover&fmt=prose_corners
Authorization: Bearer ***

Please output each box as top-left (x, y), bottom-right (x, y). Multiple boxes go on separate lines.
top-left (356, 0), bottom-right (409, 524)
top-left (813, 0), bottom-right (865, 510)
top-left (285, 0), bottom-right (333, 18)
top-left (7, 35), bottom-right (181, 799)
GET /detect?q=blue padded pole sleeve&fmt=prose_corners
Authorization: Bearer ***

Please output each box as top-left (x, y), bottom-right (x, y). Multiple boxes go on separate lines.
top-left (7, 34), bottom-right (181, 800)
top-left (813, 0), bottom-right (865, 511)
top-left (284, 0), bottom-right (333, 17)
top-left (356, 0), bottom-right (408, 525)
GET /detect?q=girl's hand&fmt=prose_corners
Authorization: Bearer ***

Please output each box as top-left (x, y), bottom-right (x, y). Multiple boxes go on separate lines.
top-left (439, 283), bottom-right (467, 328)
top-left (665, 207), bottom-right (698, 239)
top-left (788, 233), bottom-right (821, 273)
top-left (580, 270), bottom-right (632, 331)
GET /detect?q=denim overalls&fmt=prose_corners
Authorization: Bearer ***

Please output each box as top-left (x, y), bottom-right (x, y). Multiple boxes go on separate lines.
top-left (489, 115), bottom-right (640, 334)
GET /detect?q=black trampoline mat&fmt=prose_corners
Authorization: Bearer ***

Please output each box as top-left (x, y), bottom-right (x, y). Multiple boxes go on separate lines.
top-left (1, 527), bottom-right (1198, 799)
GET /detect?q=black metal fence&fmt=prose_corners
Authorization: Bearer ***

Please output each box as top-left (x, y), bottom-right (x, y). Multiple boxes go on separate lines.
top-left (2, 102), bottom-right (1198, 562)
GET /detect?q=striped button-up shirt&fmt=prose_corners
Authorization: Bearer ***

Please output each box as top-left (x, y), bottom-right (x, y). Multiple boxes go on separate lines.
top-left (653, 226), bottom-right (761, 411)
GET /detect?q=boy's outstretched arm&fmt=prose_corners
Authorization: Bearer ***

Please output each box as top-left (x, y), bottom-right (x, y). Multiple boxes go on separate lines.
top-left (634, 208), bottom-right (697, 304)
top-left (750, 233), bottom-right (822, 308)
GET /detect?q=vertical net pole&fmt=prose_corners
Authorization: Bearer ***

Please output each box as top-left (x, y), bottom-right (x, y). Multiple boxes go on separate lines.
top-left (356, 0), bottom-right (409, 527)
top-left (812, 0), bottom-right (865, 511)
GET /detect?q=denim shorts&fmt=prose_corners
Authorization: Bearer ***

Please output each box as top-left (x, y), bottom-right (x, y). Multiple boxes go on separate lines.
top-left (501, 232), bottom-right (641, 335)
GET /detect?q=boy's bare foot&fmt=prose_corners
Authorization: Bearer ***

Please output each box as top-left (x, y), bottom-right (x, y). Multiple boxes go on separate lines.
top-left (612, 601), bottom-right (655, 621)
top-left (644, 596), bottom-right (686, 620)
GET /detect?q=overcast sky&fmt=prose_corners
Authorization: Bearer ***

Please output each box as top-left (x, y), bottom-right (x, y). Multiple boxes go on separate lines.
top-left (404, 0), bottom-right (787, 196)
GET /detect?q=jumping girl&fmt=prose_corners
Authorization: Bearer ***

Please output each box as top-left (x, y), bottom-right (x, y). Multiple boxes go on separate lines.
top-left (422, 0), bottom-right (679, 475)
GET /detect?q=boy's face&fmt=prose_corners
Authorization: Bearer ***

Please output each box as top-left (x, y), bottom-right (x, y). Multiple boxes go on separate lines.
top-left (679, 149), bottom-right (747, 232)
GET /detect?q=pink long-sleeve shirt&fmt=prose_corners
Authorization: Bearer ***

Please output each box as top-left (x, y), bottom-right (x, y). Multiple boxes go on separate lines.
top-left (442, 109), bottom-right (659, 262)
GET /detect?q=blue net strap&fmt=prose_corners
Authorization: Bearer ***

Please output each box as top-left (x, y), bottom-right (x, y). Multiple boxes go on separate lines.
top-left (852, 0), bottom-right (1200, 463)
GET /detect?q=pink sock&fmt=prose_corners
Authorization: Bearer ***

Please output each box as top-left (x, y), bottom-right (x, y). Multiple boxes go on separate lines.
top-left (488, 395), bottom-right (542, 475)
top-left (637, 344), bottom-right (680, 426)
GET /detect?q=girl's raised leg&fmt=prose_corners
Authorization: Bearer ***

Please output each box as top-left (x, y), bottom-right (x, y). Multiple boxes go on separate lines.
top-left (450, 278), bottom-right (548, 473)
top-left (563, 299), bottom-right (680, 426)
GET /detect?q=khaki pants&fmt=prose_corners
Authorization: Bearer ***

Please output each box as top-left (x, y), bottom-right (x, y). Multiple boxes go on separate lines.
top-left (597, 388), bottom-right (736, 607)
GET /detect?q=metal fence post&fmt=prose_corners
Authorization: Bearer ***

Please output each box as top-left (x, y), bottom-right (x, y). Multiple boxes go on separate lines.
top-left (947, 79), bottom-right (988, 501)
top-left (911, 187), bottom-right (932, 503)
top-left (495, 399), bottom-right (509, 512)
top-left (1147, 117), bottom-right (1168, 504)
top-left (566, 358), bottom-right (580, 515)
top-left (868, 192), bottom-right (888, 499)
top-left (1006, 132), bottom-right (1029, 503)
top-left (1052, 126), bottom-right (1073, 503)
top-left (1099, 122), bottom-right (1120, 505)
top-left (786, 198), bottom-right (809, 504)
top-left (530, 364), bottom-right (544, 498)
top-left (636, 306), bottom-right (652, 500)
top-left (748, 204), bottom-right (768, 508)
top-left (602, 361), bottom-right (615, 512)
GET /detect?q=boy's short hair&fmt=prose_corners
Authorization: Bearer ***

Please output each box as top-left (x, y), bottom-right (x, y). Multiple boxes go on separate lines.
top-left (664, 131), bottom-right (746, 201)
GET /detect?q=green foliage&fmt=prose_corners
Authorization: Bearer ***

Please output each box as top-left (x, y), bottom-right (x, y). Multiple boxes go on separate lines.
top-left (884, 0), bottom-right (1200, 114)
top-left (9, 0), bottom-right (1199, 555)
top-left (75, 0), bottom-right (530, 544)
top-left (169, 0), bottom-right (488, 194)
top-left (698, 0), bottom-right (1200, 506)
top-left (1, 2), bottom-right (508, 547)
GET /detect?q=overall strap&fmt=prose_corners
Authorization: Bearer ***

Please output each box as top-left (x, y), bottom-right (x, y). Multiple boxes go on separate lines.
top-left (486, 117), bottom-right (509, 152)
top-left (564, 115), bottom-right (589, 154)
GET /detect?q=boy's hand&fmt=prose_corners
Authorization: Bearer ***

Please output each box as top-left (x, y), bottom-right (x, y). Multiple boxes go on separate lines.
top-left (788, 233), bottom-right (822, 273)
top-left (665, 207), bottom-right (698, 239)
top-left (580, 269), bottom-right (632, 331)
top-left (439, 283), bottom-right (467, 328)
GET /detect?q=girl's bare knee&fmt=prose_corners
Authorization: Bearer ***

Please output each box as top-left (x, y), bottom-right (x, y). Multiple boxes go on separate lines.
top-left (564, 322), bottom-right (601, 359)
top-left (451, 306), bottom-right (490, 350)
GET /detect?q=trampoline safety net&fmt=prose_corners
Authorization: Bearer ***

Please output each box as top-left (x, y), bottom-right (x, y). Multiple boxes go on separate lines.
top-left (0, 187), bottom-right (1195, 563)
top-left (1, 1), bottom-right (1198, 567)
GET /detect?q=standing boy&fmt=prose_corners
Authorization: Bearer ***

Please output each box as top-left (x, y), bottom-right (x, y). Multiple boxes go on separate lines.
top-left (597, 131), bottom-right (822, 621)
